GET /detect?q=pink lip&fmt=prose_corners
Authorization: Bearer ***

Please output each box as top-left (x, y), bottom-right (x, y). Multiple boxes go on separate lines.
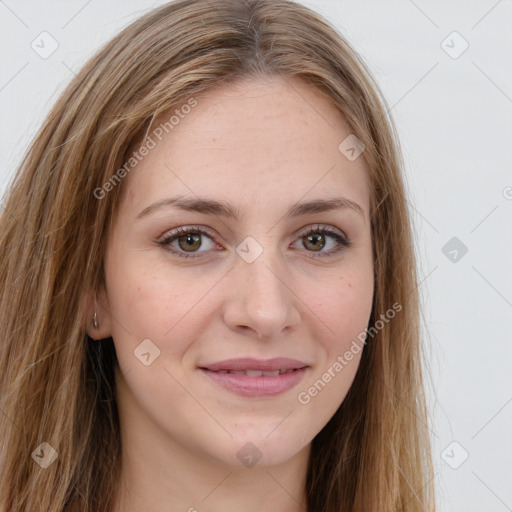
top-left (198, 358), bottom-right (309, 397)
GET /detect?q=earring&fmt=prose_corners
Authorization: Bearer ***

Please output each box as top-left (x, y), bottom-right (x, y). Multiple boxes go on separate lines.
top-left (93, 310), bottom-right (99, 329)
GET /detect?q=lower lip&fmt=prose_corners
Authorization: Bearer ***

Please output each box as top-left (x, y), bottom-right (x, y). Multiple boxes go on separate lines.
top-left (199, 368), bottom-right (308, 397)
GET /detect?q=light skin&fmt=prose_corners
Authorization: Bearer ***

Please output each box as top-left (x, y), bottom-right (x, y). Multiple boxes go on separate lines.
top-left (87, 75), bottom-right (374, 512)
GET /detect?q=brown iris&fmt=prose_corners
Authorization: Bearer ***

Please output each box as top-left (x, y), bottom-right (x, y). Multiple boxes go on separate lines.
top-left (303, 233), bottom-right (325, 251)
top-left (178, 233), bottom-right (202, 252)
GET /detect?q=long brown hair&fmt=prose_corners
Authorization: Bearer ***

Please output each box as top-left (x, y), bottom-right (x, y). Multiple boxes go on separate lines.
top-left (0, 0), bottom-right (435, 510)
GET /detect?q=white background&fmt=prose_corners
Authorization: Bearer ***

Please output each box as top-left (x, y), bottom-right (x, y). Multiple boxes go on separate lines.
top-left (1, 1), bottom-right (511, 510)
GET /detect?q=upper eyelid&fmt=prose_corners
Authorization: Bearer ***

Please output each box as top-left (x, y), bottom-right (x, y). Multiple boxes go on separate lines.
top-left (157, 224), bottom-right (348, 257)
top-left (158, 225), bottom-right (218, 244)
top-left (158, 224), bottom-right (346, 243)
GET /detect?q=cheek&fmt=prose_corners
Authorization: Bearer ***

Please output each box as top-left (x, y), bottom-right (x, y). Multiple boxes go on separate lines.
top-left (105, 254), bottom-right (221, 360)
top-left (296, 273), bottom-right (372, 421)
top-left (307, 267), bottom-right (374, 349)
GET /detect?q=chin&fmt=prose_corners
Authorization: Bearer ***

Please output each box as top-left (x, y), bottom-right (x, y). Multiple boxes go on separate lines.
top-left (207, 427), bottom-right (309, 469)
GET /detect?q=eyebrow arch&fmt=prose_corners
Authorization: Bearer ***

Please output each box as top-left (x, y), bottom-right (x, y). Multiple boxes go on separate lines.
top-left (136, 195), bottom-right (364, 220)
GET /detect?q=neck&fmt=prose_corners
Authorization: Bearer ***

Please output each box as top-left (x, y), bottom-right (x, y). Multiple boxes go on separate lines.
top-left (111, 368), bottom-right (310, 512)
top-left (113, 439), bottom-right (310, 512)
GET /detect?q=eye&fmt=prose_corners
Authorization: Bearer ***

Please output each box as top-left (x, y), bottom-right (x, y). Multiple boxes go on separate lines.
top-left (157, 226), bottom-right (219, 259)
top-left (157, 224), bottom-right (350, 259)
top-left (292, 224), bottom-right (350, 258)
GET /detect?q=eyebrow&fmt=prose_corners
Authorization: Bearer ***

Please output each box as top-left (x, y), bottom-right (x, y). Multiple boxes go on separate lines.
top-left (136, 195), bottom-right (364, 220)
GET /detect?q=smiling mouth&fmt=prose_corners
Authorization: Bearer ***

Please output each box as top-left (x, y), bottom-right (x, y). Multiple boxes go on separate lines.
top-left (198, 356), bottom-right (309, 373)
top-left (206, 368), bottom-right (301, 376)
top-left (198, 358), bottom-right (309, 397)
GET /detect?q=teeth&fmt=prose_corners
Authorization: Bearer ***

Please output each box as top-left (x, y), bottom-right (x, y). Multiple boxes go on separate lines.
top-left (212, 369), bottom-right (297, 376)
top-left (246, 370), bottom-right (263, 377)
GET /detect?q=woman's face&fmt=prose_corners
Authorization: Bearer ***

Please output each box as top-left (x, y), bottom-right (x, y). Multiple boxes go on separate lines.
top-left (97, 76), bottom-right (374, 468)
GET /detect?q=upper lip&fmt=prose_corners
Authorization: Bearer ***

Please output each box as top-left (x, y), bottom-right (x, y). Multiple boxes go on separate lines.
top-left (199, 357), bottom-right (309, 372)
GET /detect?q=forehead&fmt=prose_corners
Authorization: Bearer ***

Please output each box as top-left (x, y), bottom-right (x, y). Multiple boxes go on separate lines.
top-left (120, 76), bottom-right (370, 219)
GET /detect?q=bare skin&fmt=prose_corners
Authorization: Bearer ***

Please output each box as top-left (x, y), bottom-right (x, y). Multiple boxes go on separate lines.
top-left (88, 75), bottom-right (374, 512)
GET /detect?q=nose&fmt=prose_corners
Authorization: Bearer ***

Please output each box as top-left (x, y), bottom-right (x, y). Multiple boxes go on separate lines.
top-left (222, 248), bottom-right (301, 340)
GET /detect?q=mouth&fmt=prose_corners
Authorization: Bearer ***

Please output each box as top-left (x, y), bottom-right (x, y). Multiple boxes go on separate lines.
top-left (198, 358), bottom-right (309, 397)
top-left (205, 368), bottom-right (299, 376)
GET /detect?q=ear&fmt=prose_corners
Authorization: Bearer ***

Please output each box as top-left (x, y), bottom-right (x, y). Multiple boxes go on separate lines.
top-left (85, 284), bottom-right (113, 340)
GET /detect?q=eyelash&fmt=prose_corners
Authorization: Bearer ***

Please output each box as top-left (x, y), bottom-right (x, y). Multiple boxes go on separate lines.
top-left (157, 224), bottom-right (351, 259)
